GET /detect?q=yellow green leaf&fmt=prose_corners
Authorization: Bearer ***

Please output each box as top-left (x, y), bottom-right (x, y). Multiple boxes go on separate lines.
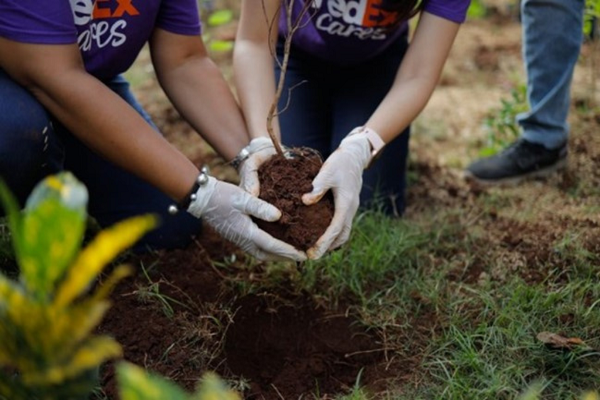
top-left (0, 179), bottom-right (24, 264)
top-left (583, 392), bottom-right (600, 400)
top-left (54, 214), bottom-right (157, 308)
top-left (24, 173), bottom-right (88, 212)
top-left (0, 275), bottom-right (29, 329)
top-left (24, 336), bottom-right (121, 385)
top-left (16, 173), bottom-right (87, 299)
top-left (207, 9), bottom-right (233, 26)
top-left (209, 40), bottom-right (234, 53)
top-left (90, 265), bottom-right (132, 303)
top-left (194, 373), bottom-right (241, 400)
top-left (20, 199), bottom-right (86, 300)
top-left (42, 301), bottom-right (111, 362)
top-left (117, 362), bottom-right (191, 400)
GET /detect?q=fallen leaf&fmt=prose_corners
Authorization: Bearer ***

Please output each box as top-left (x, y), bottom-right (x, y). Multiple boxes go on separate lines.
top-left (536, 331), bottom-right (586, 349)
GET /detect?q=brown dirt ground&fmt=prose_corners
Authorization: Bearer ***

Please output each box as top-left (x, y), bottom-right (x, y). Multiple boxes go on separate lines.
top-left (95, 3), bottom-right (600, 399)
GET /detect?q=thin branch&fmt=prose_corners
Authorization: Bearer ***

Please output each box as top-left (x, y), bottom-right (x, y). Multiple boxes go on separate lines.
top-left (264, 0), bottom-right (315, 157)
top-left (262, 0), bottom-right (284, 69)
top-left (278, 79), bottom-right (308, 116)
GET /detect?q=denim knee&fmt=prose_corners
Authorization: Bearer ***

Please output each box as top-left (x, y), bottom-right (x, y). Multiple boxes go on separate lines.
top-left (0, 71), bottom-right (64, 205)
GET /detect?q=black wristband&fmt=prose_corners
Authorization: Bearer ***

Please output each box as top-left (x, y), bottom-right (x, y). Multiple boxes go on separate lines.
top-left (168, 167), bottom-right (210, 215)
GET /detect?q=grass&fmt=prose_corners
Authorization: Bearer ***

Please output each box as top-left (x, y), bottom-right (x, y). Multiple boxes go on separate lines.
top-left (133, 260), bottom-right (192, 318)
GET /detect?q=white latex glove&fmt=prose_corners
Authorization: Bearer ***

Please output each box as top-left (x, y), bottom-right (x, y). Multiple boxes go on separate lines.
top-left (187, 176), bottom-right (306, 262)
top-left (301, 132), bottom-right (372, 260)
top-left (237, 137), bottom-right (279, 196)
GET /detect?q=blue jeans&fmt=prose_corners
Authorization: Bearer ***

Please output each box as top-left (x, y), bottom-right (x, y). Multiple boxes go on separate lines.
top-left (0, 70), bottom-right (202, 251)
top-left (518, 0), bottom-right (584, 149)
top-left (276, 35), bottom-right (411, 216)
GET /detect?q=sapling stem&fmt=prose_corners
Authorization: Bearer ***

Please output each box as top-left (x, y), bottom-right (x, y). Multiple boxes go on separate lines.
top-left (264, 0), bottom-right (314, 158)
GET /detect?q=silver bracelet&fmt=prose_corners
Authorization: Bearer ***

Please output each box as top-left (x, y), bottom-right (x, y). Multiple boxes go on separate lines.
top-left (230, 146), bottom-right (251, 170)
top-left (168, 166), bottom-right (210, 215)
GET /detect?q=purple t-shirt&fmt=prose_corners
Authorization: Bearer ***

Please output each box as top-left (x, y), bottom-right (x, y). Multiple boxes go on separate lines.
top-left (280, 0), bottom-right (471, 65)
top-left (0, 0), bottom-right (201, 79)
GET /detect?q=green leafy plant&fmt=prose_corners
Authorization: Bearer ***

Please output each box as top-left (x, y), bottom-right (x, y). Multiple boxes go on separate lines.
top-left (0, 172), bottom-right (157, 400)
top-left (584, 0), bottom-right (600, 38)
top-left (479, 83), bottom-right (528, 157)
top-left (518, 385), bottom-right (599, 400)
top-left (202, 7), bottom-right (235, 53)
top-left (117, 362), bottom-right (240, 400)
top-left (467, 0), bottom-right (487, 20)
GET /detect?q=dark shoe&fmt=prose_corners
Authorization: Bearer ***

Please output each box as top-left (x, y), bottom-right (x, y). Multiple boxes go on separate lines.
top-left (465, 139), bottom-right (567, 185)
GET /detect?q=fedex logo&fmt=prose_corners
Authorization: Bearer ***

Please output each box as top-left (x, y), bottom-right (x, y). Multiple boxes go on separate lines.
top-left (71, 0), bottom-right (139, 25)
top-left (310, 0), bottom-right (398, 27)
top-left (70, 0), bottom-right (138, 51)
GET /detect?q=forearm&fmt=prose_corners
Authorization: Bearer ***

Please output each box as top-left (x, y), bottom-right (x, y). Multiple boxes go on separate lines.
top-left (367, 75), bottom-right (438, 142)
top-left (367, 12), bottom-right (459, 143)
top-left (233, 41), bottom-right (281, 140)
top-left (158, 55), bottom-right (249, 161)
top-left (30, 71), bottom-right (199, 202)
top-left (235, 0), bottom-right (282, 141)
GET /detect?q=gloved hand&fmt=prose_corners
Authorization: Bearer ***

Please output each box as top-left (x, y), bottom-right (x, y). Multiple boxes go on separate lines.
top-left (187, 175), bottom-right (306, 262)
top-left (236, 137), bottom-right (279, 196)
top-left (301, 130), bottom-right (374, 260)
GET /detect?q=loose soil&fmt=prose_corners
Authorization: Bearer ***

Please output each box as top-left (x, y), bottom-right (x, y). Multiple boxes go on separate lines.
top-left (97, 232), bottom-right (390, 400)
top-left (254, 149), bottom-right (334, 251)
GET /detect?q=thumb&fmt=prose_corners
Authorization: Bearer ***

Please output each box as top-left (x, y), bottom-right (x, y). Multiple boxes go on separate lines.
top-left (302, 183), bottom-right (328, 206)
top-left (302, 169), bottom-right (332, 205)
top-left (240, 171), bottom-right (260, 197)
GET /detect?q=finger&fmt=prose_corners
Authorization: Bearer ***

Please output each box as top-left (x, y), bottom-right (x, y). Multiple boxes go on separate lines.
top-left (307, 190), bottom-right (359, 259)
top-left (302, 162), bottom-right (337, 205)
top-left (306, 217), bottom-right (343, 260)
top-left (224, 227), bottom-right (300, 262)
top-left (329, 223), bottom-right (352, 250)
top-left (235, 194), bottom-right (281, 222)
top-left (245, 245), bottom-right (294, 262)
top-left (252, 228), bottom-right (308, 262)
top-left (302, 188), bottom-right (327, 206)
top-left (240, 171), bottom-right (261, 197)
top-left (302, 175), bottom-right (330, 205)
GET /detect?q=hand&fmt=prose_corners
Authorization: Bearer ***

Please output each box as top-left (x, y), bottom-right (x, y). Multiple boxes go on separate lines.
top-left (187, 175), bottom-right (306, 262)
top-left (236, 137), bottom-right (279, 196)
top-left (301, 131), bottom-right (373, 260)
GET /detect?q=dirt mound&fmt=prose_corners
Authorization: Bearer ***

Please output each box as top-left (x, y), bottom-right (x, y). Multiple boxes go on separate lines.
top-left (97, 229), bottom-right (388, 399)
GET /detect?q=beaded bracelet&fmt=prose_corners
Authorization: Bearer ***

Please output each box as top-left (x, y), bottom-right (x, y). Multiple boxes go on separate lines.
top-left (168, 166), bottom-right (210, 215)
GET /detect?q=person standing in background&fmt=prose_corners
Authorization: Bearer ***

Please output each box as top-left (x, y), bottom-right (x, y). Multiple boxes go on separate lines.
top-left (466, 0), bottom-right (585, 185)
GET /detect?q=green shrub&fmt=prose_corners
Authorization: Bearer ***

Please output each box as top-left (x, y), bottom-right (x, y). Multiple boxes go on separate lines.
top-left (0, 172), bottom-right (156, 399)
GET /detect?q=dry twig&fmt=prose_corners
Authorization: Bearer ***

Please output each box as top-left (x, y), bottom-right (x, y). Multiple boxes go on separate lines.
top-left (263, 0), bottom-right (316, 156)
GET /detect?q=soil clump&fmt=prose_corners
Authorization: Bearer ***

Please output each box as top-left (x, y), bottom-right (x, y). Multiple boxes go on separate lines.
top-left (254, 148), bottom-right (334, 251)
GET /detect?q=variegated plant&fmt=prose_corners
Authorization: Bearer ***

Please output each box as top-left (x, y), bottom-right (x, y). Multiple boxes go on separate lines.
top-left (0, 172), bottom-right (157, 400)
top-left (117, 362), bottom-right (240, 400)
